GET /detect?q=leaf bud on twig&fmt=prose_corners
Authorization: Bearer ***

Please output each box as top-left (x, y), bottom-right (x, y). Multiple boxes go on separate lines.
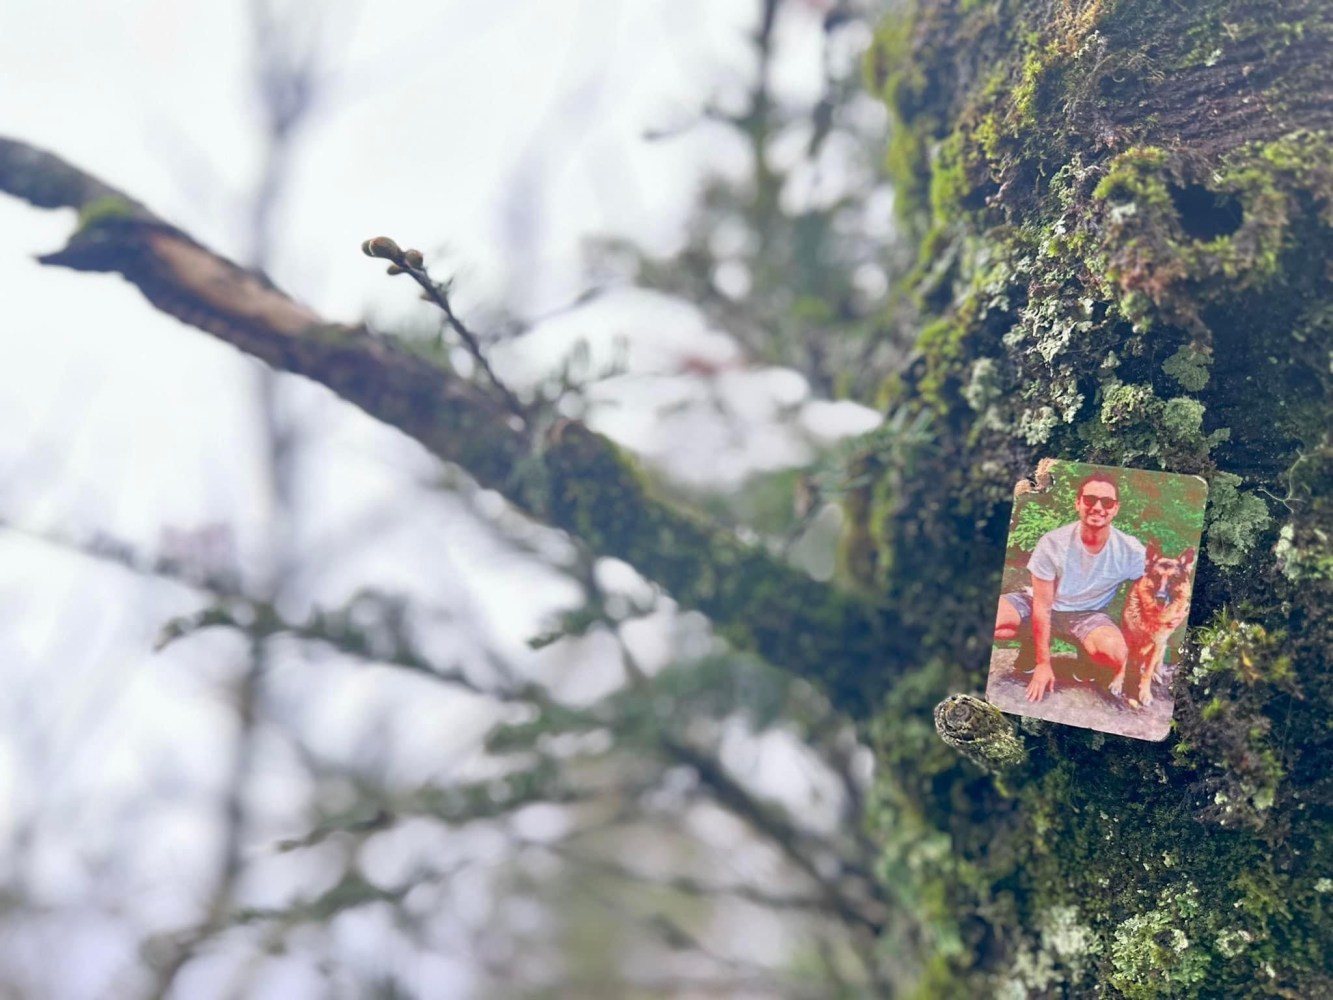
top-left (361, 236), bottom-right (403, 261)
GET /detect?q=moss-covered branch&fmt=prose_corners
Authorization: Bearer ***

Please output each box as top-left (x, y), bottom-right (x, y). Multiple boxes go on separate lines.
top-left (0, 136), bottom-right (903, 719)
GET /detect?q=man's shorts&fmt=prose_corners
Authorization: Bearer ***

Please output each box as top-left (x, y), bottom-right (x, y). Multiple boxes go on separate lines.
top-left (1002, 591), bottom-right (1118, 645)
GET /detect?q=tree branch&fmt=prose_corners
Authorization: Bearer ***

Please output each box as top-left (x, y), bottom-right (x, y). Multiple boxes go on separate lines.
top-left (0, 136), bottom-right (908, 717)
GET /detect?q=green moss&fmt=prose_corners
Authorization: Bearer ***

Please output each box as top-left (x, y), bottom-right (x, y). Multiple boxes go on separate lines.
top-left (1171, 614), bottom-right (1294, 837)
top-left (1255, 130), bottom-right (1333, 210)
top-left (1162, 345), bottom-right (1213, 392)
top-left (1162, 397), bottom-right (1206, 439)
top-left (1009, 49), bottom-right (1044, 120)
top-left (885, 120), bottom-right (930, 227)
top-left (1092, 147), bottom-right (1172, 204)
top-left (1274, 522), bottom-right (1333, 583)
top-left (929, 132), bottom-right (972, 223)
top-left (915, 315), bottom-right (971, 409)
top-left (1107, 884), bottom-right (1211, 997)
top-left (1099, 382), bottom-right (1156, 427)
top-left (997, 903), bottom-right (1100, 997)
top-left (303, 322), bottom-right (364, 348)
top-left (1205, 472), bottom-right (1272, 568)
top-left (1190, 616), bottom-right (1294, 688)
top-left (867, 3), bottom-right (934, 229)
top-left (74, 194), bottom-right (138, 230)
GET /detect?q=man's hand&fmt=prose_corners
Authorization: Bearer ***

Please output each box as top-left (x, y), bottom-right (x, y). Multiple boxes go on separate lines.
top-left (1028, 575), bottom-right (1057, 702)
top-left (1026, 662), bottom-right (1056, 702)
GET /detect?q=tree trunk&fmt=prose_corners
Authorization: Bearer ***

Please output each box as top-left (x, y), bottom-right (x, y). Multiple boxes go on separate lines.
top-left (858, 0), bottom-right (1332, 995)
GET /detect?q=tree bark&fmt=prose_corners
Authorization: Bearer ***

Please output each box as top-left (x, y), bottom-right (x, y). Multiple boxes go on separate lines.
top-left (858, 0), bottom-right (1332, 994)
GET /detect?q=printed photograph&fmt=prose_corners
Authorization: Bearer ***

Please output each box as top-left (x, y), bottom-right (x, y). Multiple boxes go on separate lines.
top-left (986, 461), bottom-right (1208, 742)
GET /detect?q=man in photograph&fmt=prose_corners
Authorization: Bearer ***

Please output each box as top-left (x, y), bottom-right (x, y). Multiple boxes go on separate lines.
top-left (993, 473), bottom-right (1145, 702)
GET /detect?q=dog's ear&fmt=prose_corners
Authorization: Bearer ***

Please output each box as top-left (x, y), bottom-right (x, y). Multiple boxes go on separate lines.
top-left (1180, 547), bottom-right (1196, 570)
top-left (1146, 538), bottom-right (1161, 560)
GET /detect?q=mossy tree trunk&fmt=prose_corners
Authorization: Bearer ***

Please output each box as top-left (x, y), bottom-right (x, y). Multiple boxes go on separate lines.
top-left (856, 0), bottom-right (1332, 995)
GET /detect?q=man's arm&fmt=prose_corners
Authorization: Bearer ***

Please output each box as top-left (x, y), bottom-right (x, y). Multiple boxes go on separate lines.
top-left (1026, 575), bottom-right (1057, 702)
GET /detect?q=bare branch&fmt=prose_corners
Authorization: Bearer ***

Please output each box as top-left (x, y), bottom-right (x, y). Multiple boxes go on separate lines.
top-left (662, 737), bottom-right (888, 935)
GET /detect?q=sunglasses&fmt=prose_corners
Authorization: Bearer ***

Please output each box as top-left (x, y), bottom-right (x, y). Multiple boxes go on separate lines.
top-left (1080, 495), bottom-right (1118, 509)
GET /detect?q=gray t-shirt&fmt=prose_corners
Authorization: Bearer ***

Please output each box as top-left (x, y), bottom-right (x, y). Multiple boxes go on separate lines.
top-left (1026, 522), bottom-right (1145, 612)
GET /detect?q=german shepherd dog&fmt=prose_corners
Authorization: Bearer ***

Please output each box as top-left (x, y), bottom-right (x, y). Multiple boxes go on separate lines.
top-left (1110, 542), bottom-right (1196, 707)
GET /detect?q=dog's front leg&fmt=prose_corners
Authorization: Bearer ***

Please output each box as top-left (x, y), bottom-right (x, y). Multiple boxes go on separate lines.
top-left (1137, 640), bottom-right (1166, 706)
top-left (1108, 659), bottom-right (1127, 698)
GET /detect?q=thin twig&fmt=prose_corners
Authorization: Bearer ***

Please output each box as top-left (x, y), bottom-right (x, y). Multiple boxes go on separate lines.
top-left (409, 265), bottom-right (530, 424)
top-left (361, 235), bottom-right (531, 424)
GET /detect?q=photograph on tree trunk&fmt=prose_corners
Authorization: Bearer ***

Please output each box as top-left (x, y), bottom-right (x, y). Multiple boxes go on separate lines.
top-left (987, 459), bottom-right (1206, 742)
top-left (0, 0), bottom-right (1330, 997)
